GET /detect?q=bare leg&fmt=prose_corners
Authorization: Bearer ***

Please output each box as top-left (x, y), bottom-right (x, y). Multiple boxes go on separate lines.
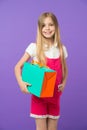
top-left (35, 118), bottom-right (47, 130)
top-left (47, 118), bottom-right (58, 130)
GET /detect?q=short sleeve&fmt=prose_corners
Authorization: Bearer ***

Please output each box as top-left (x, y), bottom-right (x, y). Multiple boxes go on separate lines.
top-left (25, 43), bottom-right (36, 57)
top-left (63, 45), bottom-right (68, 58)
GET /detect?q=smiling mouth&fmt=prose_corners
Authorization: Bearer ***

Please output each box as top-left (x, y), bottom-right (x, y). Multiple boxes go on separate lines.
top-left (44, 31), bottom-right (52, 35)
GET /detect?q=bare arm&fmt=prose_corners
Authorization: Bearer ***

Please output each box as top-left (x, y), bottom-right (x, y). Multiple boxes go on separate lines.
top-left (62, 59), bottom-right (68, 86)
top-left (14, 52), bottom-right (31, 93)
top-left (58, 59), bottom-right (68, 92)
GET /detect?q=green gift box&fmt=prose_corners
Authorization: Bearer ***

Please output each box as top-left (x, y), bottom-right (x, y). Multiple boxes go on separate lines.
top-left (22, 62), bottom-right (57, 97)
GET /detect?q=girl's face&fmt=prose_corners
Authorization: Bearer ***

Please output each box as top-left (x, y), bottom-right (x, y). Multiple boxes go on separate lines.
top-left (41, 17), bottom-right (55, 39)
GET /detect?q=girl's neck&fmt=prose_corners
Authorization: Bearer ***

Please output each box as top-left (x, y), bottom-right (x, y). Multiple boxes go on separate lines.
top-left (44, 38), bottom-right (54, 47)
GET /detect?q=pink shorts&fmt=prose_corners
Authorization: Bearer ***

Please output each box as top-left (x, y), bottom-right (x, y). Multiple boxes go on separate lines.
top-left (30, 96), bottom-right (60, 119)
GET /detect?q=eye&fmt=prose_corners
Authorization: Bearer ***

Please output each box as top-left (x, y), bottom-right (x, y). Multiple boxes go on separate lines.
top-left (49, 23), bottom-right (54, 26)
top-left (42, 24), bottom-right (45, 27)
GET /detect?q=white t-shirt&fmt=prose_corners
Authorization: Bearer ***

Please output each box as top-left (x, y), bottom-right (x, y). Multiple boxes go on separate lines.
top-left (25, 43), bottom-right (68, 60)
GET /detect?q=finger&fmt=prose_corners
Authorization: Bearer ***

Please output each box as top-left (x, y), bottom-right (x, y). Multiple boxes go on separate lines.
top-left (58, 87), bottom-right (63, 92)
top-left (25, 82), bottom-right (32, 86)
top-left (58, 84), bottom-right (62, 88)
top-left (24, 85), bottom-right (31, 93)
top-left (58, 85), bottom-right (62, 89)
top-left (58, 85), bottom-right (61, 88)
top-left (28, 83), bottom-right (32, 86)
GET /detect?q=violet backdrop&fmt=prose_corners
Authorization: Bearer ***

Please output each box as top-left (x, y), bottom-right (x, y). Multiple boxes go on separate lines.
top-left (0, 0), bottom-right (87, 130)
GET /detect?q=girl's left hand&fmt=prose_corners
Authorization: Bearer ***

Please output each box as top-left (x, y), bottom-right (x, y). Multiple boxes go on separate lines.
top-left (58, 83), bottom-right (65, 92)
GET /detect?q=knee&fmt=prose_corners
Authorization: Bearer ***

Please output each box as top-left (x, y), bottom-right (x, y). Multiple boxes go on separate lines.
top-left (35, 118), bottom-right (47, 130)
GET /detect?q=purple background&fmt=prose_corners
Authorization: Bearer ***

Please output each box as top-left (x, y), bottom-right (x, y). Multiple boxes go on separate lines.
top-left (0, 0), bottom-right (87, 130)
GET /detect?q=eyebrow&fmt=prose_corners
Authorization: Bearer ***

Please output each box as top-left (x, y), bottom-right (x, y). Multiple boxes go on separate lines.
top-left (42, 22), bottom-right (54, 25)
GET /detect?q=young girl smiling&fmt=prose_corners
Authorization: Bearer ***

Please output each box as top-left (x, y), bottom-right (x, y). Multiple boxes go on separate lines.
top-left (14, 12), bottom-right (68, 130)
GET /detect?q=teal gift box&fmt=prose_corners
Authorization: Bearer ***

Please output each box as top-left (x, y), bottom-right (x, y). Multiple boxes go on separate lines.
top-left (22, 62), bottom-right (57, 97)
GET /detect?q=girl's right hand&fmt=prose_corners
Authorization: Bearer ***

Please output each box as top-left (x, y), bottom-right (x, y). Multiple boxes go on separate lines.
top-left (19, 80), bottom-right (32, 94)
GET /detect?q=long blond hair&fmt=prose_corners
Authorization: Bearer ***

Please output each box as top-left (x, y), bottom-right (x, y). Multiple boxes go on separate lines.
top-left (36, 12), bottom-right (65, 79)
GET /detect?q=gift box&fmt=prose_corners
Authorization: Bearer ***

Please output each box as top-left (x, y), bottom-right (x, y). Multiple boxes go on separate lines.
top-left (22, 62), bottom-right (57, 97)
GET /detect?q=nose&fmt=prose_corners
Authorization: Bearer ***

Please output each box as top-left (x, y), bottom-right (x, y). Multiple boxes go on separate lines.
top-left (45, 25), bottom-right (50, 30)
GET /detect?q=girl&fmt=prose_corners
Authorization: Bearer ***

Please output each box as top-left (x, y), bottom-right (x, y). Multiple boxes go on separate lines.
top-left (14, 12), bottom-right (68, 130)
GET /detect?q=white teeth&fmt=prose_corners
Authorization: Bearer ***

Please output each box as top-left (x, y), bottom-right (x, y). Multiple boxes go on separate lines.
top-left (44, 32), bottom-right (51, 34)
